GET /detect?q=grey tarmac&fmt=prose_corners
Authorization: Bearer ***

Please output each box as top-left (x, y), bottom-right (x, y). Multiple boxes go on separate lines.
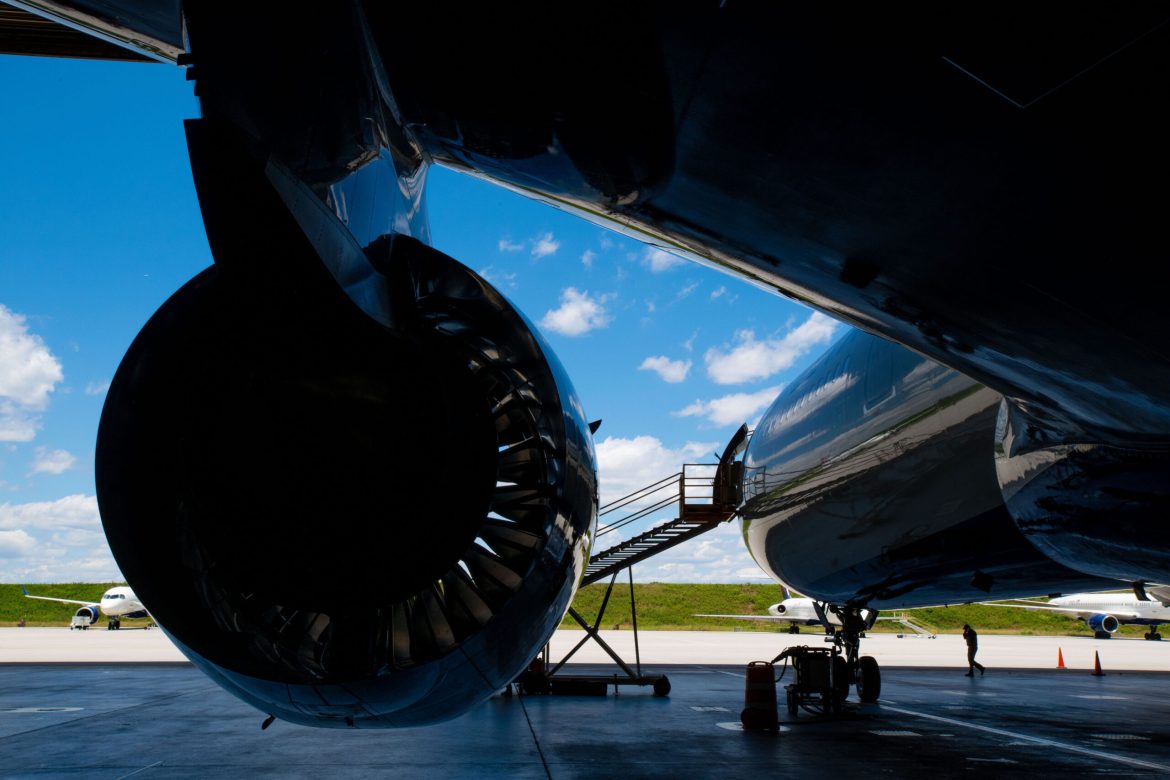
top-left (2, 629), bottom-right (1169, 777)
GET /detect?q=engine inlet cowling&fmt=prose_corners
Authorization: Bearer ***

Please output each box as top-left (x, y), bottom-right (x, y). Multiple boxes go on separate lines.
top-left (95, 238), bottom-right (597, 727)
top-left (1087, 614), bottom-right (1120, 634)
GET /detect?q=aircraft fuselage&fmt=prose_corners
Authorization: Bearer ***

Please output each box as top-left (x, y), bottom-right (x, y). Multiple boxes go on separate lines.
top-left (741, 330), bottom-right (1109, 610)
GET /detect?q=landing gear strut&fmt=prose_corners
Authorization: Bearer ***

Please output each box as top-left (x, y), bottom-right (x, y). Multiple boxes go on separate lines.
top-left (818, 602), bottom-right (882, 703)
top-left (1145, 626), bottom-right (1163, 641)
top-left (107, 617), bottom-right (121, 631)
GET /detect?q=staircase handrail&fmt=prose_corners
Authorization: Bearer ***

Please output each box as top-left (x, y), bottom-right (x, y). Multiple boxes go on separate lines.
top-left (596, 494), bottom-right (681, 537)
top-left (599, 472), bottom-right (681, 516)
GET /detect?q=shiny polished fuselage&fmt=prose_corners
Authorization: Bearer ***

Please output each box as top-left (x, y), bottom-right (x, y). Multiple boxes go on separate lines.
top-left (741, 331), bottom-right (1107, 609)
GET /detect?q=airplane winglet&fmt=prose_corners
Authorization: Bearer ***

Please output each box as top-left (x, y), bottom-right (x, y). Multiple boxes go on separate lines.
top-left (21, 585), bottom-right (29, 597)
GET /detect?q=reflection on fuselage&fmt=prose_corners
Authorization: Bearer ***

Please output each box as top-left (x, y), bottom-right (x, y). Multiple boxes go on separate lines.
top-left (741, 330), bottom-right (1108, 610)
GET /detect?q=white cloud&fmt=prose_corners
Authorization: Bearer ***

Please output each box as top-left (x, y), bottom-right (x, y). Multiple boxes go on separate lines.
top-left (0, 403), bottom-right (38, 443)
top-left (711, 286), bottom-right (738, 305)
top-left (641, 247), bottom-right (685, 273)
top-left (595, 436), bottom-right (718, 509)
top-left (0, 305), bottom-right (64, 442)
top-left (704, 312), bottom-right (838, 385)
top-left (29, 447), bottom-right (76, 476)
top-left (0, 529), bottom-right (34, 557)
top-left (84, 381), bottom-right (110, 396)
top-left (599, 236), bottom-right (615, 251)
top-left (682, 331), bottom-right (699, 353)
top-left (498, 238), bottom-right (525, 253)
top-left (736, 567), bottom-right (774, 580)
top-left (675, 281), bottom-right (699, 301)
top-left (7, 547), bottom-right (122, 583)
top-left (0, 306), bottom-right (62, 407)
top-left (531, 232), bottom-right (560, 258)
top-left (638, 356), bottom-right (692, 383)
top-left (539, 288), bottom-right (612, 336)
top-left (674, 386), bottom-right (782, 427)
top-left (581, 249), bottom-right (596, 268)
top-left (0, 494), bottom-right (121, 582)
top-left (0, 494), bottom-right (101, 532)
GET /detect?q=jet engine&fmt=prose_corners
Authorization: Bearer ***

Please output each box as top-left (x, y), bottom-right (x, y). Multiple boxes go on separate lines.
top-left (769, 603), bottom-right (787, 615)
top-left (1087, 614), bottom-right (1120, 635)
top-left (73, 606), bottom-right (99, 626)
top-left (95, 227), bottom-right (597, 727)
top-left (995, 400), bottom-right (1170, 585)
top-left (89, 6), bottom-right (602, 727)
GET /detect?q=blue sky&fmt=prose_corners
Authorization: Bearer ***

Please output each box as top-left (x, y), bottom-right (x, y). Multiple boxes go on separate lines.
top-left (0, 54), bottom-right (844, 583)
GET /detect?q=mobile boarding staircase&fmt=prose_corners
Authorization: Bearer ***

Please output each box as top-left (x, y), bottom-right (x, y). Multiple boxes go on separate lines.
top-left (516, 426), bottom-right (747, 697)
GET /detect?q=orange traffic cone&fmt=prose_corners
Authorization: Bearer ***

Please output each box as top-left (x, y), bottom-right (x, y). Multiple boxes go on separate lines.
top-left (1091, 650), bottom-right (1105, 676)
top-left (1057, 647), bottom-right (1066, 669)
top-left (740, 661), bottom-right (779, 732)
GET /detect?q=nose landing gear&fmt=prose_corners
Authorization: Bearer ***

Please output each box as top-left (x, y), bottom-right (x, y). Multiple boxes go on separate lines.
top-left (817, 602), bottom-right (881, 704)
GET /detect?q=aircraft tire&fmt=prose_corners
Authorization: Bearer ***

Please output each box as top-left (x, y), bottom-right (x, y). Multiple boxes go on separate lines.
top-left (857, 656), bottom-right (881, 703)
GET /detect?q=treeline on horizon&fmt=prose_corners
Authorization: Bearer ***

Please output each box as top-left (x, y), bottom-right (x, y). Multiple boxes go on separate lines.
top-left (0, 582), bottom-right (1131, 637)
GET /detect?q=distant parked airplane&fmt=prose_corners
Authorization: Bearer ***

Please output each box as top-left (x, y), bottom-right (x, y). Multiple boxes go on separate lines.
top-left (696, 590), bottom-right (934, 638)
top-left (22, 585), bottom-right (150, 630)
top-left (982, 588), bottom-right (1170, 640)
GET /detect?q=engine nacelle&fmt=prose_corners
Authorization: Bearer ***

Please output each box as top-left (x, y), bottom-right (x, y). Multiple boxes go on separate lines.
top-left (96, 237), bottom-right (597, 728)
top-left (995, 399), bottom-right (1170, 584)
top-left (768, 603), bottom-right (786, 615)
top-left (1087, 614), bottom-right (1120, 634)
top-left (74, 606), bottom-right (99, 625)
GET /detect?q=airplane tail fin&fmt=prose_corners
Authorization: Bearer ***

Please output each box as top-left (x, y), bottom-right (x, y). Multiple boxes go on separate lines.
top-left (781, 585), bottom-right (792, 601)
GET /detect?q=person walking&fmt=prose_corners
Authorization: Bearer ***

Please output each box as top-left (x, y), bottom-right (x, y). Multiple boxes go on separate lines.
top-left (962, 623), bottom-right (985, 676)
